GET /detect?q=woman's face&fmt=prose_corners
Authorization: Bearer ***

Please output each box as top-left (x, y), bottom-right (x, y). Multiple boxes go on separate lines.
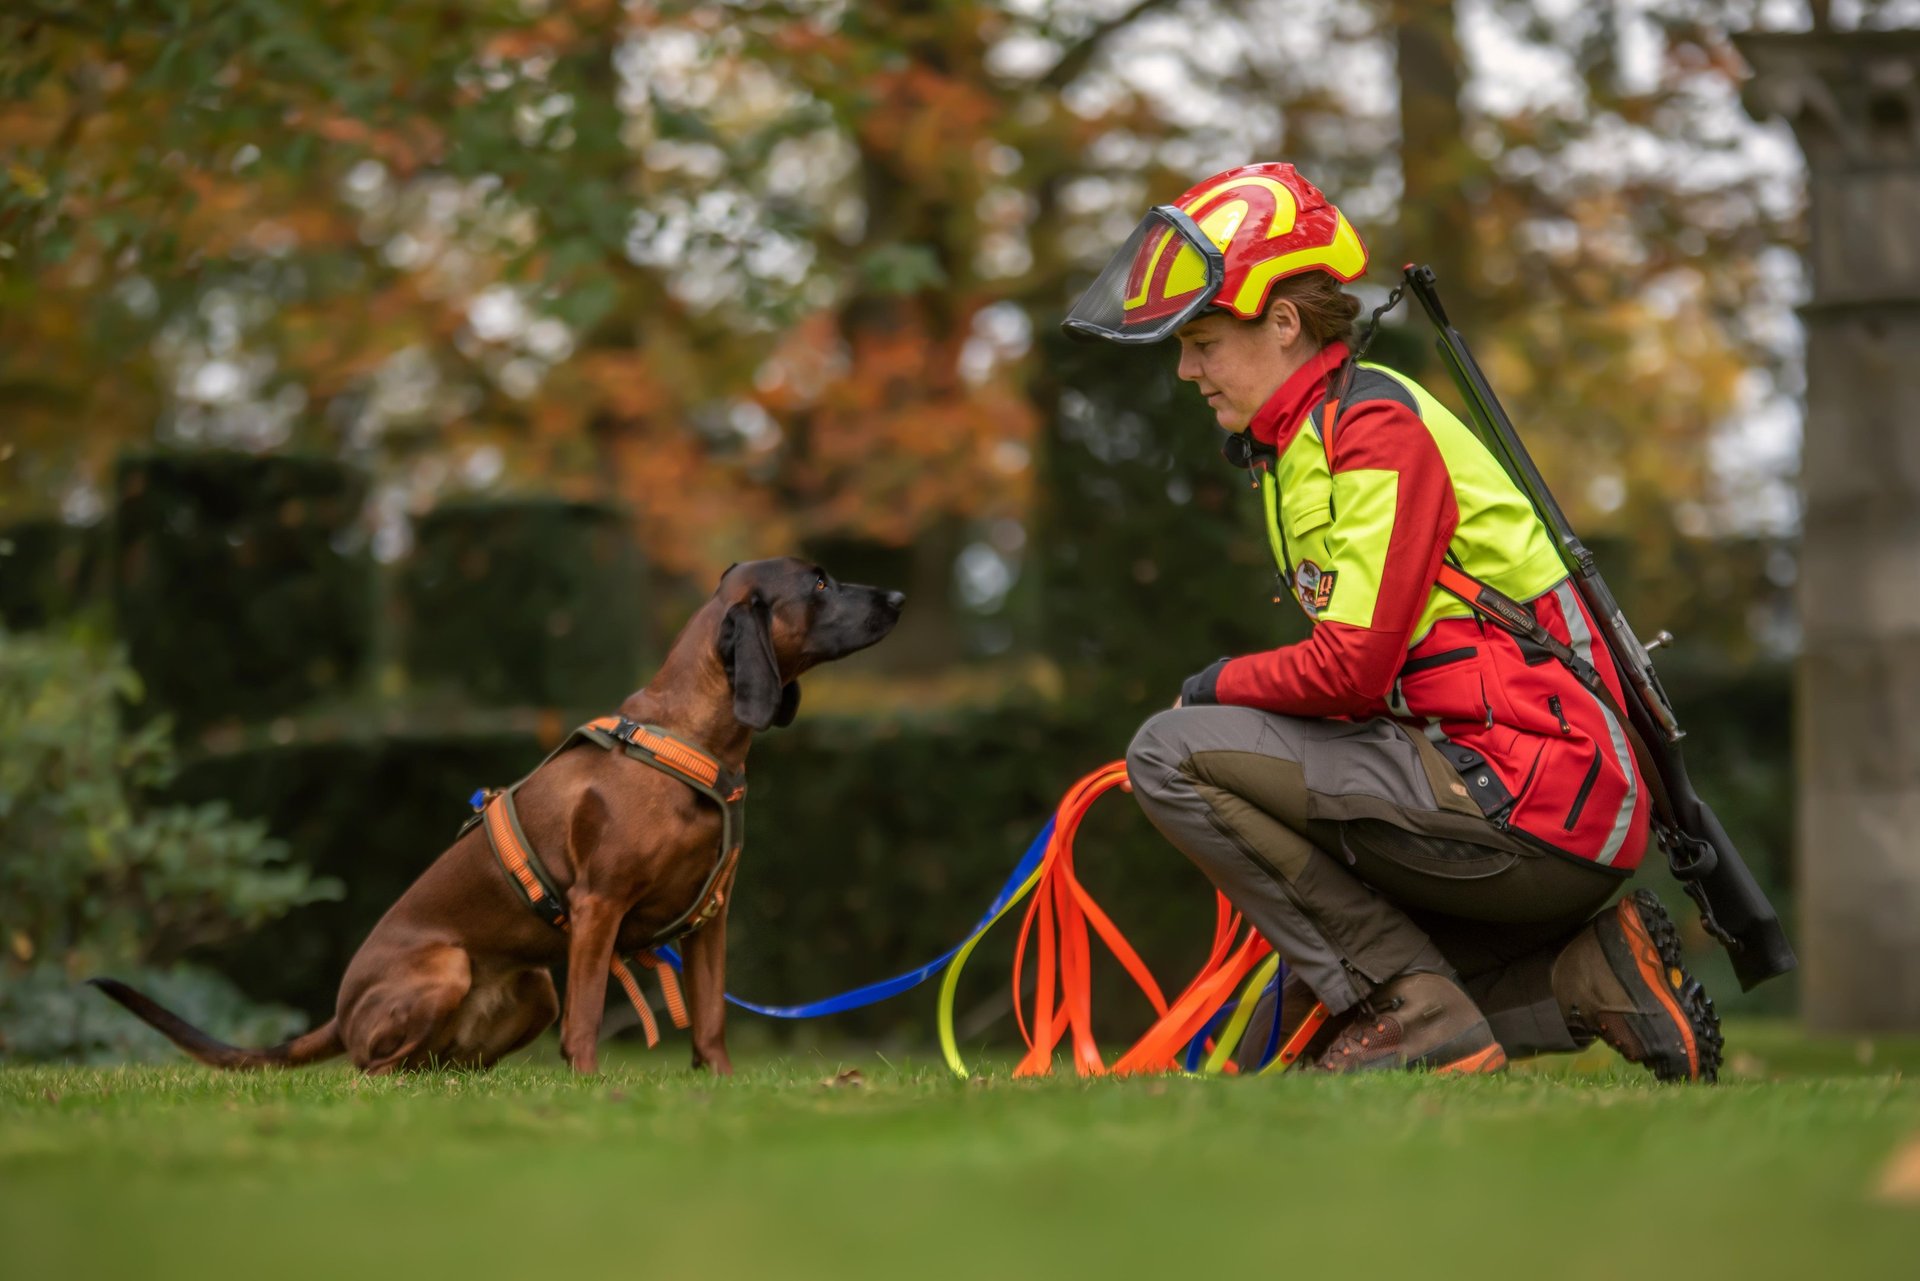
top-left (1173, 300), bottom-right (1313, 432)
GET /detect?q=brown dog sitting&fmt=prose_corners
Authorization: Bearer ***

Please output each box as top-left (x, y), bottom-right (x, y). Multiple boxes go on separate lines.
top-left (93, 558), bottom-right (904, 1075)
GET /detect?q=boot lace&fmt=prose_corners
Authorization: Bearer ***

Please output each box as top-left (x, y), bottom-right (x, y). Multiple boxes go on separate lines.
top-left (1323, 995), bottom-right (1404, 1060)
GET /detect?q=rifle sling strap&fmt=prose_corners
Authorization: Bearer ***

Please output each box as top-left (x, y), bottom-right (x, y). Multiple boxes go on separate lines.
top-left (1316, 386), bottom-right (1696, 879)
top-left (1430, 562), bottom-right (1688, 853)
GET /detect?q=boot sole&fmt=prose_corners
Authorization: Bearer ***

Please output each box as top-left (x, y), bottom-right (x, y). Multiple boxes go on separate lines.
top-left (1603, 890), bottom-right (1724, 1083)
top-left (1409, 1021), bottom-right (1507, 1075)
top-left (1433, 1042), bottom-right (1508, 1075)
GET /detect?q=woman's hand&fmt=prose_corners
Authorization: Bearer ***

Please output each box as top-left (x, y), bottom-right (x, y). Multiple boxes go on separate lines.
top-left (1178, 658), bottom-right (1231, 709)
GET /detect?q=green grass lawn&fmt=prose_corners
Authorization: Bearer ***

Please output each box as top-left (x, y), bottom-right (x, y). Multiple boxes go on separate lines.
top-left (4, 1021), bottom-right (1918, 1280)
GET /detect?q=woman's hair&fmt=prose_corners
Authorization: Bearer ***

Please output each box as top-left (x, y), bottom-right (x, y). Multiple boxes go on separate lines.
top-left (1264, 270), bottom-right (1362, 348)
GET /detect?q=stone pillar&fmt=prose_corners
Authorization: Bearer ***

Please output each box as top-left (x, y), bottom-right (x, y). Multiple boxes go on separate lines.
top-left (1740, 32), bottom-right (1920, 1029)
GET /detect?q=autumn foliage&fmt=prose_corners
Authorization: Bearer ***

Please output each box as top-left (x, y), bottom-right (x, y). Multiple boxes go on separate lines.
top-left (3, 1), bottom-right (1797, 621)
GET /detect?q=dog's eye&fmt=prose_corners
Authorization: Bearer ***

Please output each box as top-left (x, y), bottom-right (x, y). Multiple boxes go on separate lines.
top-left (814, 576), bottom-right (827, 592)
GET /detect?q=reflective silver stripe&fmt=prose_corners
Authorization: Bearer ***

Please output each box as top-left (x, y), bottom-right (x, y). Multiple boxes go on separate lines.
top-left (1555, 582), bottom-right (1637, 866)
top-left (1387, 678), bottom-right (1410, 717)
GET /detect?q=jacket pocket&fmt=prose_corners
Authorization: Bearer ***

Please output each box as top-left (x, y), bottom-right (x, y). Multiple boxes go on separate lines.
top-left (1285, 499), bottom-right (1332, 541)
top-left (1563, 751), bottom-right (1604, 831)
top-left (1435, 735), bottom-right (1546, 830)
top-left (1400, 645), bottom-right (1478, 677)
top-left (1435, 741), bottom-right (1512, 825)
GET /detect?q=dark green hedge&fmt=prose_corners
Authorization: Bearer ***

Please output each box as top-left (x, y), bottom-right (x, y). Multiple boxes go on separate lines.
top-left (0, 517), bottom-right (104, 631)
top-left (719, 708), bottom-right (1223, 1042)
top-left (398, 498), bottom-right (647, 709)
top-left (1630, 661), bottom-right (1799, 1014)
top-left (112, 452), bottom-right (372, 733)
top-left (1035, 329), bottom-right (1312, 722)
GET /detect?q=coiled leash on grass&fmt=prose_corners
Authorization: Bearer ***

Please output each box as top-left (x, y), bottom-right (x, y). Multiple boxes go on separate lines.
top-left (655, 761), bottom-right (1328, 1079)
top-left (934, 762), bottom-right (1328, 1079)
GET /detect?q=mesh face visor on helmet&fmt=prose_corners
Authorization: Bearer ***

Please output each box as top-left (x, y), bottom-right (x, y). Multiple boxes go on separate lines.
top-left (1061, 206), bottom-right (1225, 345)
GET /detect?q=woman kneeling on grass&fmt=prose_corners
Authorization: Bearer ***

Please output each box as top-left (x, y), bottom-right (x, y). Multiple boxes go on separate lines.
top-left (1065, 162), bottom-right (1720, 1080)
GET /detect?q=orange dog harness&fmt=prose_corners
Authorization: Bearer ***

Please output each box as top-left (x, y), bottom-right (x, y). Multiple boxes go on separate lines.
top-left (467, 716), bottom-right (746, 1048)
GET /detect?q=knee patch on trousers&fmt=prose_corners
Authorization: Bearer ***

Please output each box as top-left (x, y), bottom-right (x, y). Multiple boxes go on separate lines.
top-left (1184, 752), bottom-right (1316, 882)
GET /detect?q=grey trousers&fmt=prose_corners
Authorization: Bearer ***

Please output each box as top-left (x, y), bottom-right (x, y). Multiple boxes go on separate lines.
top-left (1125, 705), bottom-right (1625, 1057)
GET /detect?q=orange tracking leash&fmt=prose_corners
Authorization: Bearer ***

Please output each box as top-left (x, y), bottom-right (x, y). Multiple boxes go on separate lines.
top-left (977, 761), bottom-right (1329, 1078)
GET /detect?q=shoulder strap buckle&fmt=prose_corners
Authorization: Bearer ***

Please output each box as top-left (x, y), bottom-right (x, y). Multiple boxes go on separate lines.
top-left (602, 717), bottom-right (727, 793)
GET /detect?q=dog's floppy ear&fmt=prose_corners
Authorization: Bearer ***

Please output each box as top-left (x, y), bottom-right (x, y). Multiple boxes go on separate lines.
top-left (772, 679), bottom-right (800, 729)
top-left (719, 592), bottom-right (784, 731)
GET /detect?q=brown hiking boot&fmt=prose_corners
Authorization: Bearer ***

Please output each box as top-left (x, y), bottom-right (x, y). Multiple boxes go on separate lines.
top-left (1231, 971), bottom-right (1349, 1072)
top-left (1551, 889), bottom-right (1723, 1083)
top-left (1313, 971), bottom-right (1508, 1075)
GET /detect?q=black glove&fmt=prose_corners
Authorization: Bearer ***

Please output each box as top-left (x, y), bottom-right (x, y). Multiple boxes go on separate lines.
top-left (1180, 657), bottom-right (1230, 707)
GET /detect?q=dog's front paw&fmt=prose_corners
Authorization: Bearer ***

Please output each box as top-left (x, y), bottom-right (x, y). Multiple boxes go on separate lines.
top-left (691, 1047), bottom-right (733, 1076)
top-left (561, 1037), bottom-right (600, 1075)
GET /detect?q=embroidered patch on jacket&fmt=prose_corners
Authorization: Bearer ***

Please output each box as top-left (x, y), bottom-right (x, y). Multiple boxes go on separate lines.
top-left (1294, 561), bottom-right (1339, 617)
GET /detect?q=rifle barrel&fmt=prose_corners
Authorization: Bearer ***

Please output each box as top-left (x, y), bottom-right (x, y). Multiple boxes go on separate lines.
top-left (1405, 266), bottom-right (1685, 742)
top-left (1398, 264), bottom-right (1795, 990)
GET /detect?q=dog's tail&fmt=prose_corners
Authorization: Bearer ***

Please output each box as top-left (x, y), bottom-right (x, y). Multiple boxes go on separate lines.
top-left (88, 977), bottom-right (345, 1070)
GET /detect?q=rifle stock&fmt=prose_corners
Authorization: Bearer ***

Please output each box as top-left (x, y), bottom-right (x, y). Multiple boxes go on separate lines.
top-left (1402, 265), bottom-right (1796, 991)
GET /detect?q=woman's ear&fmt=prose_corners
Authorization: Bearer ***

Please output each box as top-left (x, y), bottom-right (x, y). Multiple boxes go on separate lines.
top-left (717, 593), bottom-right (784, 731)
top-left (1266, 297), bottom-right (1303, 349)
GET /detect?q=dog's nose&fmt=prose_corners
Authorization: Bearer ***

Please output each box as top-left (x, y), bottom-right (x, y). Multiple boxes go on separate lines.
top-left (885, 591), bottom-right (906, 611)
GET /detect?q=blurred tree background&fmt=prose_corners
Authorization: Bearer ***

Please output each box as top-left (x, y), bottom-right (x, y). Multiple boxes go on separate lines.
top-left (5, 0), bottom-right (1885, 1054)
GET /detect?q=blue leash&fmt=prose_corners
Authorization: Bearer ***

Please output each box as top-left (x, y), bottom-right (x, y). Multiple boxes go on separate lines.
top-left (655, 817), bottom-right (1057, 1019)
top-left (1182, 1005), bottom-right (1235, 1072)
top-left (1178, 968), bottom-right (1286, 1072)
top-left (477, 773), bottom-right (1292, 1058)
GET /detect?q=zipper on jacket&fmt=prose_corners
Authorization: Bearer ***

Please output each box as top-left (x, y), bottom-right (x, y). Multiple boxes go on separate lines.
top-left (1274, 522), bottom-right (1295, 608)
top-left (1563, 754), bottom-right (1604, 831)
top-left (1549, 695), bottom-right (1571, 735)
top-left (1399, 645), bottom-right (1477, 676)
top-left (1495, 750), bottom-right (1545, 831)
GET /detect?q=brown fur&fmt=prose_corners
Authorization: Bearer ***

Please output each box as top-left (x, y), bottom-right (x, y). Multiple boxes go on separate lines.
top-left (93, 558), bottom-right (902, 1076)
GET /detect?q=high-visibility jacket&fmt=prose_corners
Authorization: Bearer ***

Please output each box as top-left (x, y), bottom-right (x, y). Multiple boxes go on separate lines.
top-left (1189, 341), bottom-right (1649, 870)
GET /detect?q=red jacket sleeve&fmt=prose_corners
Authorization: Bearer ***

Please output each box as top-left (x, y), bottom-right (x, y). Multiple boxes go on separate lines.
top-left (1208, 399), bottom-right (1460, 717)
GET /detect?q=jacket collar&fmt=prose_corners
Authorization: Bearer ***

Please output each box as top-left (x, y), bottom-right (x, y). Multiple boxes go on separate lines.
top-left (1247, 341), bottom-right (1350, 452)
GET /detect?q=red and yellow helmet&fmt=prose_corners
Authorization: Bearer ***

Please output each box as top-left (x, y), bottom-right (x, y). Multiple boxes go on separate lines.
top-left (1063, 162), bottom-right (1369, 345)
